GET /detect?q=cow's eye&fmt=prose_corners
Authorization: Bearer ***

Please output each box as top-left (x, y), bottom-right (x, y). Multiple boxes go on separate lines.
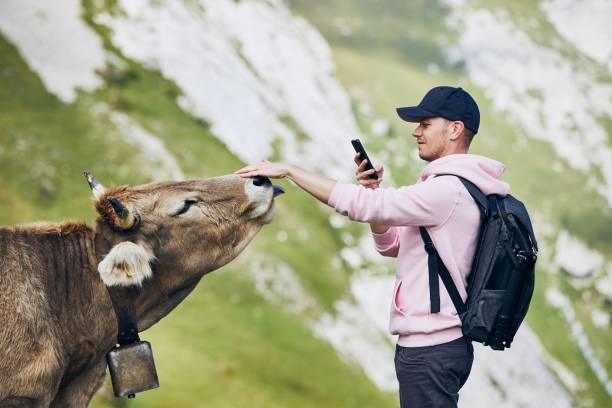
top-left (175, 199), bottom-right (198, 216)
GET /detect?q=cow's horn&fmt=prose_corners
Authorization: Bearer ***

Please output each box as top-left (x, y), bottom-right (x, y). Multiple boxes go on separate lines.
top-left (107, 196), bottom-right (138, 230)
top-left (83, 171), bottom-right (106, 200)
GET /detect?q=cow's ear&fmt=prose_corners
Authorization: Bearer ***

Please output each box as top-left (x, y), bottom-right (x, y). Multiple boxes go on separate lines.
top-left (98, 242), bottom-right (155, 287)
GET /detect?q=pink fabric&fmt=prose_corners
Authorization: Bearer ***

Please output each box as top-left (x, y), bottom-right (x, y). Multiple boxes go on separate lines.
top-left (328, 154), bottom-right (509, 347)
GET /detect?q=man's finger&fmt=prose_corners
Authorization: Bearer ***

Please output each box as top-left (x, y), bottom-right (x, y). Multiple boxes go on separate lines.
top-left (357, 159), bottom-right (368, 172)
top-left (354, 153), bottom-right (362, 165)
top-left (238, 170), bottom-right (264, 178)
top-left (361, 168), bottom-right (376, 177)
top-left (361, 179), bottom-right (375, 185)
top-left (356, 168), bottom-right (375, 180)
top-left (235, 164), bottom-right (259, 174)
top-left (236, 165), bottom-right (263, 176)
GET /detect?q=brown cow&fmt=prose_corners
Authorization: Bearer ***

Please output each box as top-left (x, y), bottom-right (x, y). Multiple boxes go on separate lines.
top-left (0, 173), bottom-right (283, 407)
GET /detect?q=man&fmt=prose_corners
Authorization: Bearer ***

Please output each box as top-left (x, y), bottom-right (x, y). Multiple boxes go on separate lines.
top-left (236, 86), bottom-right (510, 407)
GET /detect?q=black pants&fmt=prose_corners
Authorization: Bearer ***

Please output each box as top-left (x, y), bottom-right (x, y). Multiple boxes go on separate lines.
top-left (394, 336), bottom-right (474, 408)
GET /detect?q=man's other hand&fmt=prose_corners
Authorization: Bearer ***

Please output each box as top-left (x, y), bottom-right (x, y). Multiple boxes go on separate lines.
top-left (354, 153), bottom-right (384, 189)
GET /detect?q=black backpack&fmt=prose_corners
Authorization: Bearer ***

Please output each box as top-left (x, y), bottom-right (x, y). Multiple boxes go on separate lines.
top-left (419, 175), bottom-right (538, 351)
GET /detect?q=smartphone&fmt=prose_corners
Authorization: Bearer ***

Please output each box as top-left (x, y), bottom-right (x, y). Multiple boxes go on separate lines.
top-left (351, 139), bottom-right (379, 180)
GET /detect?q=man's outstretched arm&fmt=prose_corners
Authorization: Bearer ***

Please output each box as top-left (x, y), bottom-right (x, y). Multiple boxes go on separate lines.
top-left (235, 160), bottom-right (336, 203)
top-left (236, 159), bottom-right (391, 234)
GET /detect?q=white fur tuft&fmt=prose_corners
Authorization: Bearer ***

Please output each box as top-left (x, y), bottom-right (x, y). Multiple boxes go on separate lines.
top-left (98, 241), bottom-right (155, 287)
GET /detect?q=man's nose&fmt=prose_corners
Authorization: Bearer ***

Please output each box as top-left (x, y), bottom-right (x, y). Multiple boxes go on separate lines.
top-left (412, 126), bottom-right (422, 138)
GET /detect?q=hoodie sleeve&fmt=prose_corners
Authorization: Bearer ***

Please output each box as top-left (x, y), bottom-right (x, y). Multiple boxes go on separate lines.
top-left (372, 227), bottom-right (400, 257)
top-left (327, 176), bottom-right (461, 227)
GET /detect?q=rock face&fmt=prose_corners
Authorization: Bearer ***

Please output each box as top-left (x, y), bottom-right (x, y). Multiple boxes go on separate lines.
top-left (0, 0), bottom-right (106, 102)
top-left (445, 0), bottom-right (612, 206)
top-left (95, 0), bottom-right (362, 180)
top-left (554, 230), bottom-right (604, 279)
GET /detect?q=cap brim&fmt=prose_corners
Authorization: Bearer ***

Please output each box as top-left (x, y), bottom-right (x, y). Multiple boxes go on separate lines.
top-left (396, 106), bottom-right (436, 122)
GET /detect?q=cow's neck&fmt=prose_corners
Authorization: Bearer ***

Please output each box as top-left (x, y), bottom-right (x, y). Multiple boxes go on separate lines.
top-left (101, 279), bottom-right (202, 333)
top-left (93, 236), bottom-right (205, 334)
top-left (38, 226), bottom-right (117, 371)
top-left (134, 276), bottom-right (203, 331)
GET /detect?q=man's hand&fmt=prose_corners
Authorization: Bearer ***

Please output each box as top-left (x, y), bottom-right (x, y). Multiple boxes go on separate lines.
top-left (353, 154), bottom-right (390, 234)
top-left (235, 160), bottom-right (290, 179)
top-left (354, 153), bottom-right (384, 189)
top-left (235, 161), bottom-right (336, 204)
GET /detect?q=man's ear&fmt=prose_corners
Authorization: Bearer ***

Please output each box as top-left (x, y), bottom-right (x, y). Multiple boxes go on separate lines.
top-left (98, 242), bottom-right (155, 287)
top-left (449, 121), bottom-right (465, 141)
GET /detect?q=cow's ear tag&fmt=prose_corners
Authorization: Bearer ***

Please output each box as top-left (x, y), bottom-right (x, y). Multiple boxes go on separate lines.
top-left (107, 341), bottom-right (159, 398)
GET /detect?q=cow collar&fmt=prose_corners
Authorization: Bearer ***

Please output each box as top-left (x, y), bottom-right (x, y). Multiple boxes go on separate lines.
top-left (104, 285), bottom-right (160, 398)
top-left (105, 286), bottom-right (140, 346)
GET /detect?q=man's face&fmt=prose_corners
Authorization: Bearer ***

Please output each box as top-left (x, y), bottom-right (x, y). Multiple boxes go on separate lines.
top-left (411, 117), bottom-right (453, 162)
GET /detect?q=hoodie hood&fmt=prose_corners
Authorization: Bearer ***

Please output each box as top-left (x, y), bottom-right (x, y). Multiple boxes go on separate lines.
top-left (420, 153), bottom-right (510, 196)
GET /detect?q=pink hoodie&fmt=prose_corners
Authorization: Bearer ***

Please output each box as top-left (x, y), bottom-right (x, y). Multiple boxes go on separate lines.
top-left (328, 154), bottom-right (510, 347)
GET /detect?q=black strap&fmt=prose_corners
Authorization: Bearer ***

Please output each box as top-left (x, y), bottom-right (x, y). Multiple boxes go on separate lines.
top-left (419, 227), bottom-right (467, 315)
top-left (106, 287), bottom-right (140, 346)
top-left (420, 227), bottom-right (441, 313)
top-left (420, 174), bottom-right (493, 315)
top-left (436, 174), bottom-right (488, 219)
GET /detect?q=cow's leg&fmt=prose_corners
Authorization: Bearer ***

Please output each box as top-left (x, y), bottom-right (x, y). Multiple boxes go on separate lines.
top-left (49, 362), bottom-right (107, 408)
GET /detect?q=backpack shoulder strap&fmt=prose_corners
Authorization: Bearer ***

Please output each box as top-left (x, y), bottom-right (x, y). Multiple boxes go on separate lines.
top-left (421, 173), bottom-right (488, 315)
top-left (419, 226), bottom-right (467, 315)
top-left (435, 173), bottom-right (489, 218)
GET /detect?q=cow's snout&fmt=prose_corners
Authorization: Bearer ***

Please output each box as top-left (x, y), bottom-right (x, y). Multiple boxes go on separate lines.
top-left (250, 176), bottom-right (284, 197)
top-left (244, 175), bottom-right (281, 221)
top-left (252, 176), bottom-right (271, 187)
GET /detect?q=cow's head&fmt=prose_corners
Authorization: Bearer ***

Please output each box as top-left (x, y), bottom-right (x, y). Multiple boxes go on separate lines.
top-left (85, 172), bottom-right (283, 292)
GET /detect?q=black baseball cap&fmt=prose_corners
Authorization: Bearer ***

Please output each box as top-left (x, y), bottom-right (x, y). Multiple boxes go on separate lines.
top-left (396, 86), bottom-right (480, 134)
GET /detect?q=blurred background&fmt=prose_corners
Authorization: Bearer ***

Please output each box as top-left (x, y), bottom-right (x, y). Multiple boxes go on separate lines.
top-left (1, 0), bottom-right (611, 406)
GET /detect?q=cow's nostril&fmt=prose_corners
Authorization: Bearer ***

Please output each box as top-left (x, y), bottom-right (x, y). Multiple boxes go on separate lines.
top-left (252, 176), bottom-right (272, 187)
